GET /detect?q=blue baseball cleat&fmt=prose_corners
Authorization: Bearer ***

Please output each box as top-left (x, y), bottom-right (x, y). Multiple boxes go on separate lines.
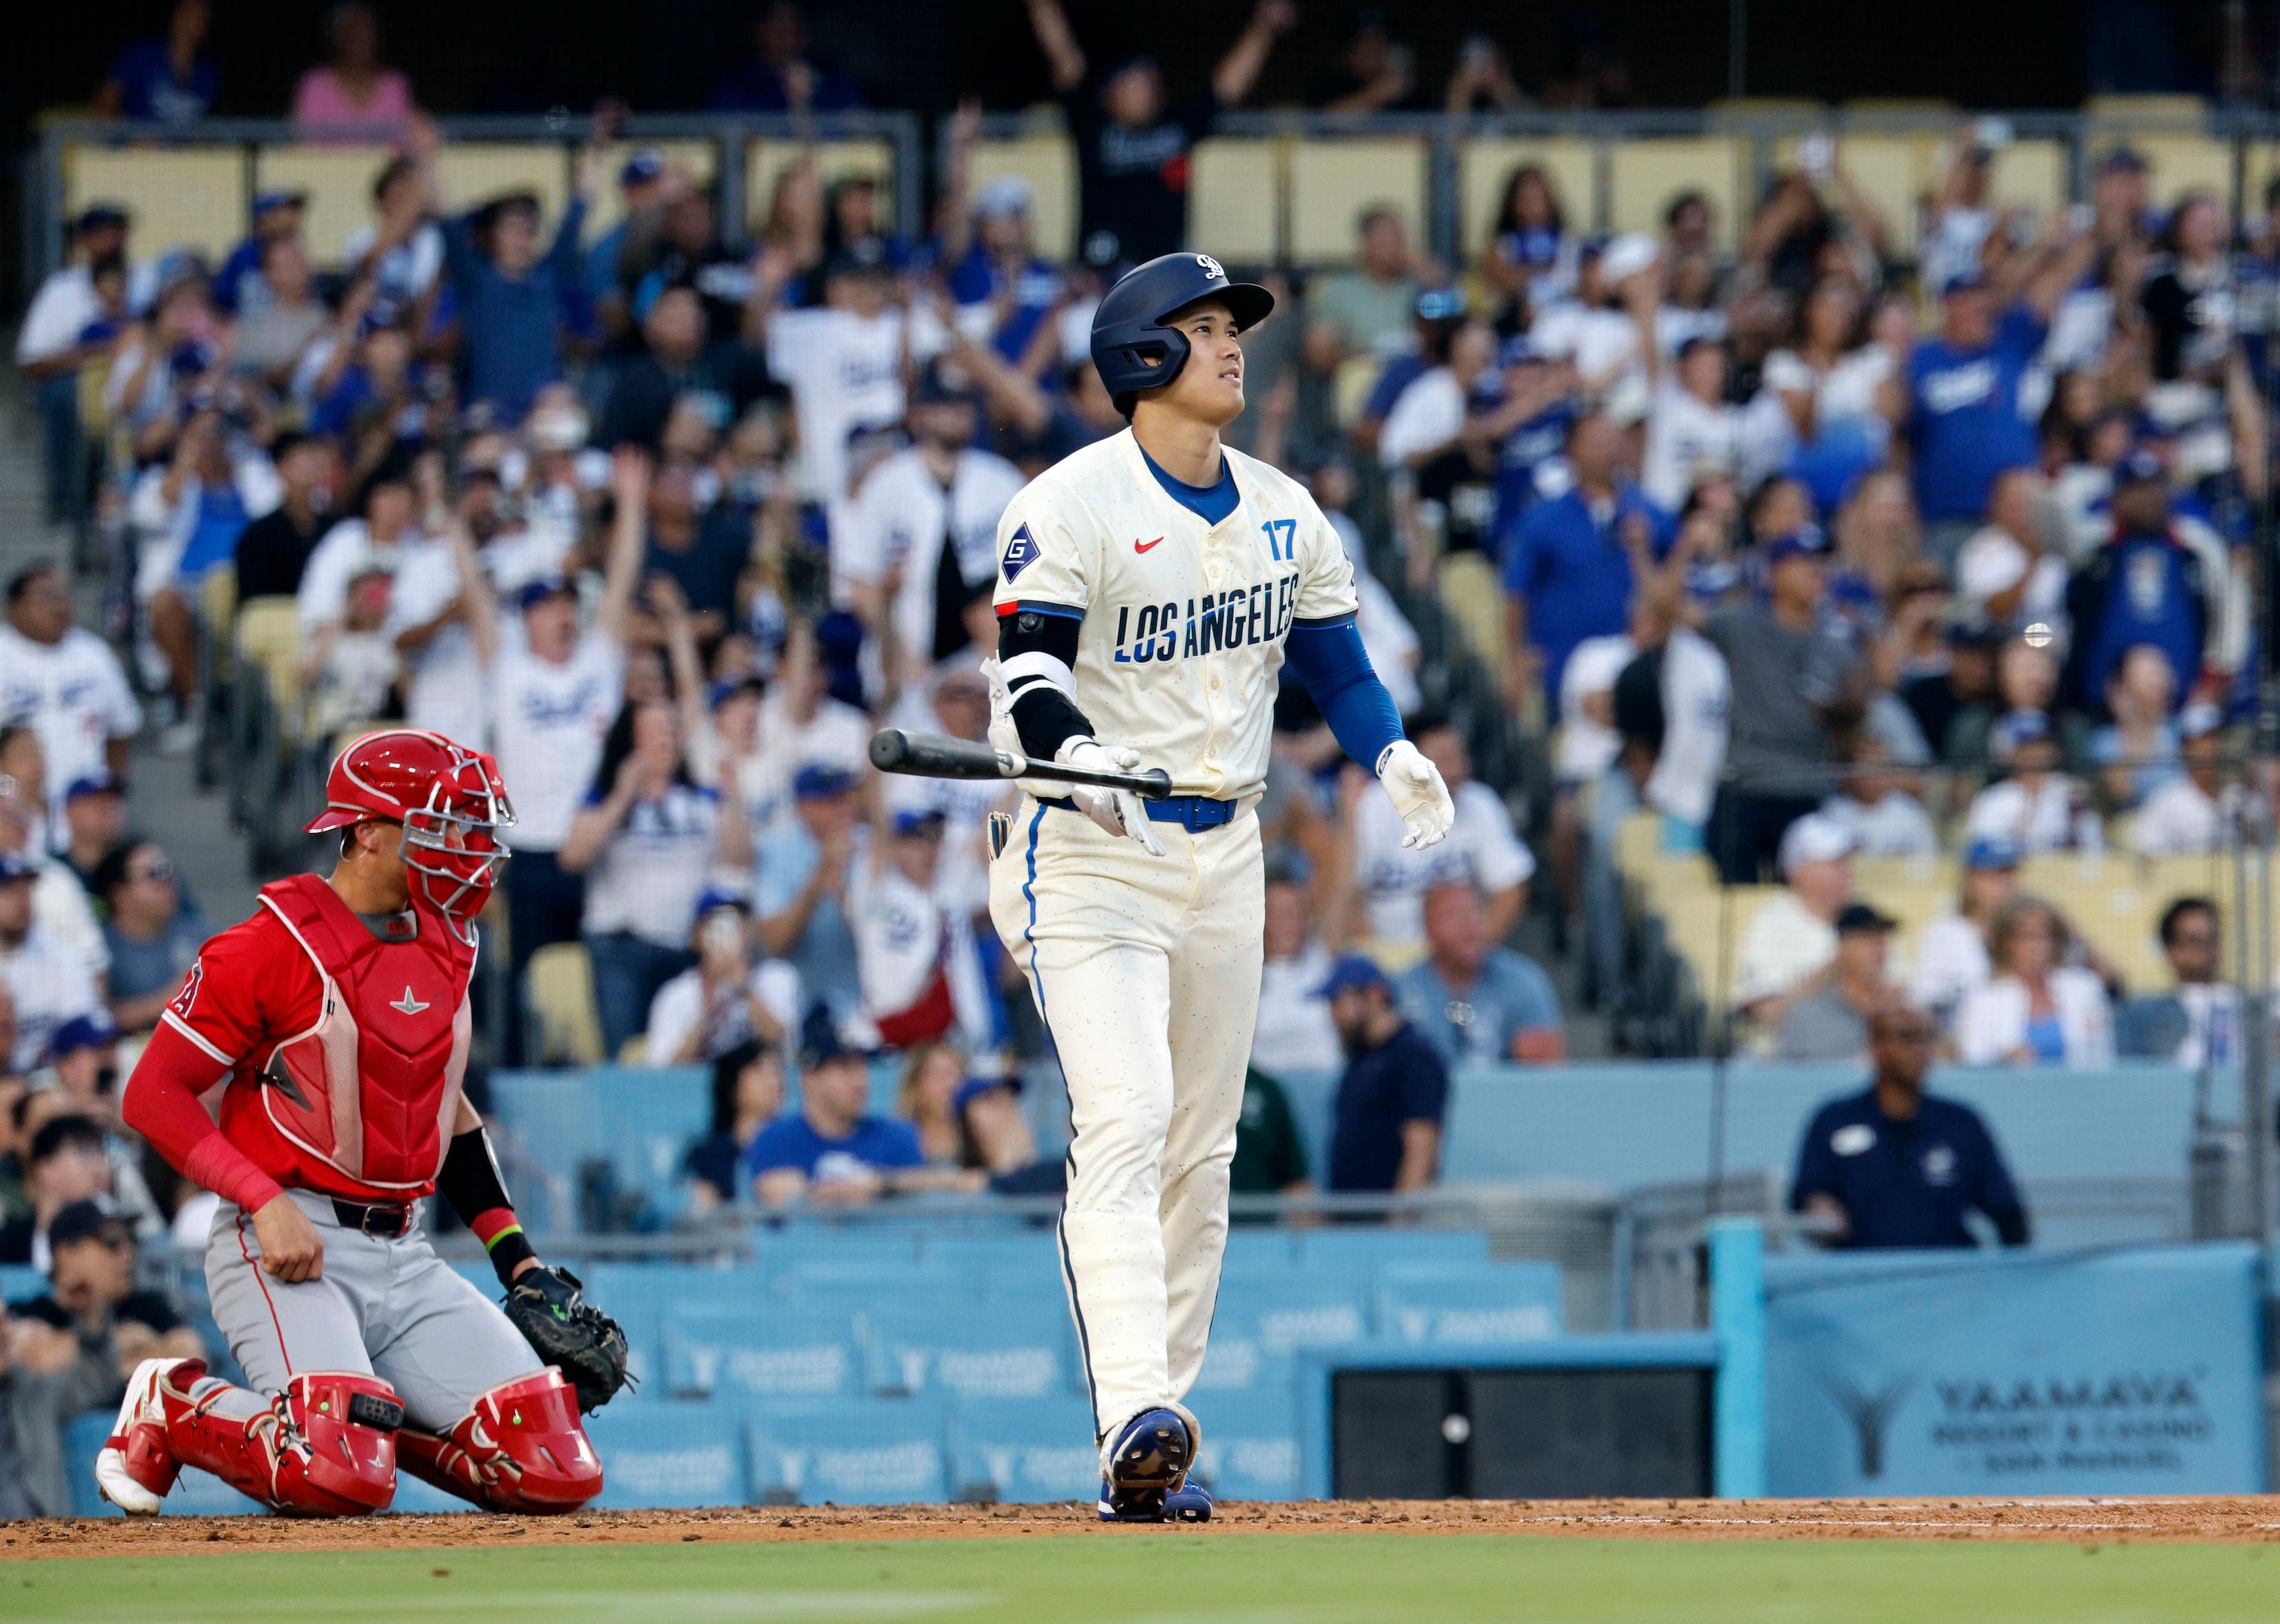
top-left (1096, 1406), bottom-right (1195, 1523)
top-left (1162, 1479), bottom-right (1213, 1522)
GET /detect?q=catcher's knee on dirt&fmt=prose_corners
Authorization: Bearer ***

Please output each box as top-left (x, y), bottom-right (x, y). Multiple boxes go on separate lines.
top-left (396, 1369), bottom-right (603, 1513)
top-left (162, 1368), bottom-right (404, 1516)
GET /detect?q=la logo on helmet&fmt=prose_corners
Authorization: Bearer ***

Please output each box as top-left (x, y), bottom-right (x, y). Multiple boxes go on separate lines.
top-left (1195, 254), bottom-right (1224, 280)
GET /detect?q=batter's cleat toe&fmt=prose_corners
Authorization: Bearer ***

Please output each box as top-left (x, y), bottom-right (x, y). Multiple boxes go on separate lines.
top-left (1163, 1479), bottom-right (1213, 1522)
top-left (95, 1357), bottom-right (198, 1515)
top-left (1095, 1406), bottom-right (1193, 1521)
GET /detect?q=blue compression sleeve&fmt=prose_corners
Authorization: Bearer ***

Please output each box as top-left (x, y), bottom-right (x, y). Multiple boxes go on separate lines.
top-left (1284, 617), bottom-right (1404, 771)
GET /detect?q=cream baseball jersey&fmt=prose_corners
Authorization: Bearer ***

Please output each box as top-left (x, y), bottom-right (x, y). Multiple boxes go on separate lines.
top-left (991, 429), bottom-right (1358, 801)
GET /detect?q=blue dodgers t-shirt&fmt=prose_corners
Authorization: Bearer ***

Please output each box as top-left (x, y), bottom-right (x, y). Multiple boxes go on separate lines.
top-left (1906, 304), bottom-right (2046, 523)
top-left (1499, 482), bottom-right (1672, 714)
top-left (740, 1114), bottom-right (926, 1185)
top-left (1788, 1087), bottom-right (2025, 1250)
top-left (1327, 1022), bottom-right (1450, 1193)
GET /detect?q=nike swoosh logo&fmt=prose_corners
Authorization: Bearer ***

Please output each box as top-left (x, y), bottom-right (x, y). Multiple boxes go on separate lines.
top-left (1134, 536), bottom-right (1164, 554)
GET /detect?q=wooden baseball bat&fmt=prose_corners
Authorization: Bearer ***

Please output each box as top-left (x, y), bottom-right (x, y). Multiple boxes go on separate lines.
top-left (868, 729), bottom-right (1174, 799)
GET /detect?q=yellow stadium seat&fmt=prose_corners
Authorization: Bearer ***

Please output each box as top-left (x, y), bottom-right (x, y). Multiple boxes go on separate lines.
top-left (64, 144), bottom-right (245, 264)
top-left (745, 137), bottom-right (894, 239)
top-left (1188, 137), bottom-right (1281, 265)
top-left (2082, 95), bottom-right (2207, 124)
top-left (1615, 811), bottom-right (1661, 878)
top-left (2107, 133), bottom-right (2232, 206)
top-left (1988, 140), bottom-right (2069, 224)
top-left (254, 144), bottom-right (395, 269)
top-left (618, 1035), bottom-right (650, 1065)
top-left (1288, 137), bottom-right (1428, 265)
top-left (526, 943), bottom-right (604, 1067)
top-left (1772, 132), bottom-right (1935, 252)
top-left (1457, 137), bottom-right (1598, 259)
top-left (2020, 852), bottom-right (2172, 993)
top-left (1707, 98), bottom-right (1826, 120)
top-left (435, 143), bottom-right (570, 227)
top-left (1850, 854), bottom-right (1958, 934)
top-left (1331, 352), bottom-right (1380, 428)
top-left (232, 596), bottom-right (304, 724)
top-left (1608, 137), bottom-right (1742, 248)
top-left (1662, 883), bottom-right (1780, 1006)
top-left (1436, 552), bottom-right (1505, 669)
top-left (963, 133), bottom-right (1077, 262)
top-left (582, 140), bottom-right (719, 238)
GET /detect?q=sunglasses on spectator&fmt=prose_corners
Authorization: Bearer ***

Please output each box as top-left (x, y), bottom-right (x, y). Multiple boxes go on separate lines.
top-left (131, 859), bottom-right (176, 883)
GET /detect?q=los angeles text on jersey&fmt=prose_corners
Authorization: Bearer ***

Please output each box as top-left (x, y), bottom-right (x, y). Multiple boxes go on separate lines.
top-left (1109, 570), bottom-right (1303, 665)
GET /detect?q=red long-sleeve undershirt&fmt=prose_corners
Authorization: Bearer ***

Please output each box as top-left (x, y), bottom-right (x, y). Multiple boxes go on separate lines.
top-left (122, 1021), bottom-right (285, 1214)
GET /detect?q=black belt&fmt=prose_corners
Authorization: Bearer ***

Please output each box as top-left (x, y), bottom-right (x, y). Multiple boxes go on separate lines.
top-left (1039, 794), bottom-right (1238, 833)
top-left (332, 1198), bottom-right (414, 1238)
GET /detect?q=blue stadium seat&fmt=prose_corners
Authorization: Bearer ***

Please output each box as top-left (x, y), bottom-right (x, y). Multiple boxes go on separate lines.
top-left (924, 1234), bottom-right (1059, 1281)
top-left (862, 1296), bottom-right (1073, 1399)
top-left (1193, 1379), bottom-right (1302, 1501)
top-left (585, 1399), bottom-right (748, 1507)
top-left (755, 1230), bottom-right (926, 1277)
top-left (944, 1394), bottom-right (1099, 1503)
top-left (747, 1400), bottom-right (949, 1505)
top-left (1293, 1226), bottom-right (1491, 1277)
top-left (1212, 1273), bottom-right (1370, 1357)
top-left (1220, 1230), bottom-right (1303, 1276)
top-left (660, 1301), bottom-right (859, 1401)
top-left (1374, 1263), bottom-right (1564, 1344)
top-left (1, 1263), bottom-right (46, 1304)
top-left (486, 1065), bottom-right (711, 1219)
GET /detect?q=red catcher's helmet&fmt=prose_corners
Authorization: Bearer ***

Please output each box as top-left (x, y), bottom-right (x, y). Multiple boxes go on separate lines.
top-left (305, 729), bottom-right (515, 924)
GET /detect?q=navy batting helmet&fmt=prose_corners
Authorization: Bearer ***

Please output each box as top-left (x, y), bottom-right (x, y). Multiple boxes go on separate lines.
top-left (1090, 252), bottom-right (1275, 417)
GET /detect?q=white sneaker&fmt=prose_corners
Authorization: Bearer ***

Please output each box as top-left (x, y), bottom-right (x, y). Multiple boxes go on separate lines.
top-left (94, 1357), bottom-right (191, 1515)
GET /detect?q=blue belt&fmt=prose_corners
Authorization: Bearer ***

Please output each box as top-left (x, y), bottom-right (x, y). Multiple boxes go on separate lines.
top-left (1039, 794), bottom-right (1237, 832)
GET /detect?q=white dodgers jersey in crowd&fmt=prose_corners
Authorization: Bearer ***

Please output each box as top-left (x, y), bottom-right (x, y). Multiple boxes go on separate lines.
top-left (991, 429), bottom-right (1358, 803)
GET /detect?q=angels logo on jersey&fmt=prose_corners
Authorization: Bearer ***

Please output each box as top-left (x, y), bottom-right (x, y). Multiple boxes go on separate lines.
top-left (169, 959), bottom-right (205, 1019)
top-left (1002, 524), bottom-right (1041, 582)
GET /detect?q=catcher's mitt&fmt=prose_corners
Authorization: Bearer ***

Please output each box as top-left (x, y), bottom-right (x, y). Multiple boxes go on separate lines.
top-left (502, 1265), bottom-right (634, 1413)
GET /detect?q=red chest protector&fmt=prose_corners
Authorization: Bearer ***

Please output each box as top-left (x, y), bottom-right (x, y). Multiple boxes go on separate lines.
top-left (251, 873), bottom-right (475, 1192)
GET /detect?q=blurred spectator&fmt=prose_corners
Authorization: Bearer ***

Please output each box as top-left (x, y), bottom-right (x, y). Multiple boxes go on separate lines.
top-left (1343, 715), bottom-right (1532, 955)
top-left (1732, 812), bottom-right (1853, 1032)
top-left (0, 566), bottom-right (140, 822)
top-left (57, 774), bottom-right (124, 899)
top-left (301, 567), bottom-right (399, 736)
top-left (1789, 1005), bottom-right (2029, 1250)
top-left (683, 1038), bottom-right (785, 1212)
top-left (213, 190), bottom-right (309, 322)
top-left (1313, 209), bottom-right (1429, 363)
top-left (842, 361), bottom-right (1024, 691)
top-left (2091, 645), bottom-right (2183, 811)
top-left (345, 152), bottom-right (447, 311)
top-left (763, 251), bottom-right (909, 506)
top-left (11, 1196), bottom-right (201, 1380)
top-left (1311, 9), bottom-right (1418, 112)
top-left (711, 1), bottom-right (864, 113)
top-left (737, 625), bottom-right (873, 834)
top-left (1776, 903), bottom-right (1899, 1062)
top-left (851, 809), bottom-right (992, 1054)
top-left (1230, 1065), bottom-right (1313, 1197)
top-left (0, 1116), bottom-right (112, 1266)
top-left (1964, 710), bottom-right (2102, 854)
top-left (1703, 528), bottom-right (1863, 881)
top-left (1910, 835), bottom-right (2021, 1033)
top-left (645, 892), bottom-right (796, 1065)
top-left (2117, 897), bottom-right (2236, 1065)
top-left (562, 698), bottom-right (753, 1057)
top-left (1817, 737), bottom-right (1936, 857)
top-left (899, 1041), bottom-right (971, 1168)
top-left (1761, 277), bottom-right (1897, 516)
top-left (1529, 231), bottom-right (1657, 397)
top-left (1954, 468), bottom-right (2063, 632)
top-left (93, 841), bottom-right (207, 1035)
top-left (1956, 896), bottom-right (2115, 1067)
top-left (2062, 453), bottom-right (2212, 714)
top-left (1396, 882), bottom-right (1564, 1066)
top-left (598, 287), bottom-right (725, 454)
top-left (294, 465), bottom-right (427, 641)
top-left (754, 765), bottom-right (864, 1024)
top-left (1443, 31), bottom-right (1526, 115)
top-left (0, 857), bottom-right (102, 1076)
top-left (1641, 337), bottom-right (1745, 510)
top-left (1024, 0), bottom-right (1293, 269)
top-left (19, 206), bottom-right (145, 524)
top-left (2143, 192), bottom-right (2233, 384)
top-left (97, 0), bottom-right (216, 123)
top-left (1253, 867), bottom-right (1340, 1075)
top-left (744, 1008), bottom-right (921, 1207)
top-left (233, 432), bottom-right (339, 600)
top-left (0, 1292), bottom-right (119, 1519)
top-left (441, 142), bottom-right (607, 424)
top-left (1322, 955), bottom-right (1447, 1194)
top-left (1477, 164), bottom-right (1578, 321)
top-left (2131, 705), bottom-right (2234, 857)
top-left (0, 759), bottom-right (103, 984)
top-left (292, 2), bottom-right (416, 140)
top-left (1502, 412), bottom-right (1669, 720)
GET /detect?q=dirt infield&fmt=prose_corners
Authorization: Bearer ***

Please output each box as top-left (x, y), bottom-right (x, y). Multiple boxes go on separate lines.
top-left (8, 1496), bottom-right (2279, 1558)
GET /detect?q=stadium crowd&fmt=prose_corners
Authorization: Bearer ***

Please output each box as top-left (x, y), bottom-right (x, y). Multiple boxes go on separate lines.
top-left (3, 0), bottom-right (2276, 1274)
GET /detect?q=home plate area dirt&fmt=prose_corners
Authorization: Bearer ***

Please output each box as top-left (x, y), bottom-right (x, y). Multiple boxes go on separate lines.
top-left (10, 1497), bottom-right (2280, 1557)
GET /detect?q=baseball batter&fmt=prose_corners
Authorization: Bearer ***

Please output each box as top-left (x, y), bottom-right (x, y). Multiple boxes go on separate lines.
top-left (93, 729), bottom-right (629, 1518)
top-left (983, 252), bottom-right (1454, 1522)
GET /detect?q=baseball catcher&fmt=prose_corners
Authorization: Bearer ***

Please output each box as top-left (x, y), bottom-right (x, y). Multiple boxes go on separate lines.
top-left (97, 729), bottom-right (629, 1518)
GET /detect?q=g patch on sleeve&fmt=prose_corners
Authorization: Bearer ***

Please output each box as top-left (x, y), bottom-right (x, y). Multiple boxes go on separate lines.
top-left (1002, 524), bottom-right (1040, 582)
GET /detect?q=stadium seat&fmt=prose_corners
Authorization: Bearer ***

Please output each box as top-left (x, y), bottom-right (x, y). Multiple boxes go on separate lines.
top-left (661, 1300), bottom-right (861, 1402)
top-left (2106, 133), bottom-right (2232, 204)
top-left (863, 1295), bottom-right (1074, 1400)
top-left (1986, 139), bottom-right (2069, 225)
top-left (1188, 137), bottom-right (1282, 265)
top-left (1212, 1273), bottom-right (1369, 1358)
top-left (232, 597), bottom-right (305, 727)
top-left (522, 944), bottom-right (604, 1067)
top-left (747, 1400), bottom-right (949, 1506)
top-left (1771, 133), bottom-right (1932, 253)
top-left (1293, 1225), bottom-right (1492, 1277)
top-left (963, 132), bottom-right (1078, 262)
top-left (252, 144), bottom-right (396, 269)
top-left (1, 1262), bottom-right (46, 1303)
top-left (64, 144), bottom-right (244, 263)
top-left (1288, 137), bottom-right (1429, 265)
top-left (585, 1400), bottom-right (749, 1508)
top-left (1608, 137), bottom-right (1742, 247)
top-left (1457, 137), bottom-right (1600, 261)
top-left (435, 142), bottom-right (570, 227)
top-left (925, 1233), bottom-right (1058, 1281)
top-left (1374, 1263), bottom-right (1564, 1344)
top-left (944, 1393), bottom-right (1099, 1503)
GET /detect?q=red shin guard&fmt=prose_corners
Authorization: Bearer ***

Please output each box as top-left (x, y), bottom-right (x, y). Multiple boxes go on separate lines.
top-left (395, 1369), bottom-right (602, 1513)
top-left (138, 1366), bottom-right (403, 1516)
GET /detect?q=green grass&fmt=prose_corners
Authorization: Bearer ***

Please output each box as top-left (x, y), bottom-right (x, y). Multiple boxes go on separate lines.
top-left (6, 1534), bottom-right (2277, 1623)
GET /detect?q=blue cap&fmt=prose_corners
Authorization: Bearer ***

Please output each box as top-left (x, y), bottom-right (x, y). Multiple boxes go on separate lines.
top-left (50, 1011), bottom-right (119, 1058)
top-left (1941, 269), bottom-right (1991, 297)
top-left (0, 852), bottom-right (37, 884)
top-left (1989, 707), bottom-right (2054, 758)
top-left (619, 148), bottom-right (665, 190)
top-left (516, 575), bottom-right (576, 611)
top-left (794, 764), bottom-right (858, 801)
top-left (797, 1002), bottom-right (859, 1069)
top-left (1315, 953), bottom-right (1392, 1000)
top-left (707, 674), bottom-right (766, 711)
top-left (253, 189), bottom-right (306, 218)
top-left (2116, 447), bottom-right (2166, 487)
top-left (64, 770), bottom-right (122, 802)
top-left (694, 886), bottom-right (748, 920)
top-left (952, 1071), bottom-right (1021, 1116)
top-left (1414, 287), bottom-right (1467, 322)
top-left (1964, 834), bottom-right (2024, 871)
top-left (892, 808), bottom-right (947, 837)
top-left (1765, 526), bottom-right (1829, 566)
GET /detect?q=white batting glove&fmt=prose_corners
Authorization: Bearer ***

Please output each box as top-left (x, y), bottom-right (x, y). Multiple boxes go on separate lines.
top-left (1376, 738), bottom-right (1454, 850)
top-left (1058, 738), bottom-right (1166, 857)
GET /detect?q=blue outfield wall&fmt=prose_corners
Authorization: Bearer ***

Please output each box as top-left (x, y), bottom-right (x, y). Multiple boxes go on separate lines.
top-left (1749, 1241), bottom-right (2268, 1497)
